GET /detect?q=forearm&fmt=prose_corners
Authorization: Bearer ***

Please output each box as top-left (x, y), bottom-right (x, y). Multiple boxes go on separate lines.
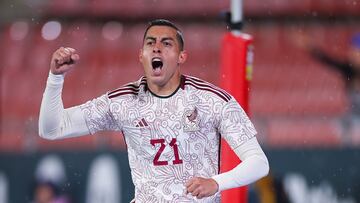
top-left (310, 48), bottom-right (348, 69)
top-left (39, 73), bottom-right (89, 139)
top-left (212, 137), bottom-right (269, 191)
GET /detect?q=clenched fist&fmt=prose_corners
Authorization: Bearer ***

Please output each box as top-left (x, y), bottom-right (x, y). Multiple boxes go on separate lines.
top-left (185, 177), bottom-right (219, 199)
top-left (50, 47), bottom-right (80, 75)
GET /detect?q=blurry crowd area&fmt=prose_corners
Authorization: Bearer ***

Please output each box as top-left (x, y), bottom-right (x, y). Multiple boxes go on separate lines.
top-left (1, 0), bottom-right (359, 152)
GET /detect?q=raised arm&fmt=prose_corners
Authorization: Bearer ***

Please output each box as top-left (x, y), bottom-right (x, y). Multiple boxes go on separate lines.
top-left (39, 47), bottom-right (89, 140)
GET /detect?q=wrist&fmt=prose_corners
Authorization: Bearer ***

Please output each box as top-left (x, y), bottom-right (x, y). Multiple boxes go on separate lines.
top-left (211, 174), bottom-right (226, 192)
top-left (47, 71), bottom-right (65, 85)
top-left (211, 178), bottom-right (219, 192)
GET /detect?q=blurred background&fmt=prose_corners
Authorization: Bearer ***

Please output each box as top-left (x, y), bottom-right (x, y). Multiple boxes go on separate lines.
top-left (0, 0), bottom-right (360, 202)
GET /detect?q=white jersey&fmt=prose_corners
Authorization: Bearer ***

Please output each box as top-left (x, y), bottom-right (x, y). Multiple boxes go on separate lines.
top-left (79, 75), bottom-right (257, 203)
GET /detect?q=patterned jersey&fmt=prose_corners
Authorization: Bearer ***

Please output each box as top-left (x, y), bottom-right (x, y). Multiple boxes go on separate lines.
top-left (80, 75), bottom-right (257, 203)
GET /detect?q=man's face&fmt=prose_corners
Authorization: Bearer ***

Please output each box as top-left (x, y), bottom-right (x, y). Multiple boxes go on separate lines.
top-left (139, 26), bottom-right (186, 87)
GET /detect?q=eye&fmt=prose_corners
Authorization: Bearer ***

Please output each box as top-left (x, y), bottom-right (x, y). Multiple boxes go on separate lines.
top-left (146, 41), bottom-right (154, 46)
top-left (163, 41), bottom-right (172, 46)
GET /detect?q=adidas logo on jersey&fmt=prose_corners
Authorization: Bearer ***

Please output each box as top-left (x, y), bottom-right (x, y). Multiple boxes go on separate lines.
top-left (136, 118), bottom-right (149, 127)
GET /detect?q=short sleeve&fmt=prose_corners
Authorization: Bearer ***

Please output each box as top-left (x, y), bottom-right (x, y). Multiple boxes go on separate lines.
top-left (80, 94), bottom-right (121, 134)
top-left (219, 98), bottom-right (257, 150)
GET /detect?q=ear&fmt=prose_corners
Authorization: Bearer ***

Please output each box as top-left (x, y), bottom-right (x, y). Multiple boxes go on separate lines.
top-left (178, 50), bottom-right (187, 65)
top-left (139, 49), bottom-right (143, 63)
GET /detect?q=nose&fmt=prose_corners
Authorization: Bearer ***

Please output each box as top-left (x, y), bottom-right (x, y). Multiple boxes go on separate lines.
top-left (153, 48), bottom-right (161, 53)
top-left (153, 42), bottom-right (161, 53)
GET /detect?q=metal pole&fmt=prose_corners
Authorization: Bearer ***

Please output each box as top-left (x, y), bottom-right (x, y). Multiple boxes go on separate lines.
top-left (231, 0), bottom-right (243, 35)
top-left (231, 0), bottom-right (243, 23)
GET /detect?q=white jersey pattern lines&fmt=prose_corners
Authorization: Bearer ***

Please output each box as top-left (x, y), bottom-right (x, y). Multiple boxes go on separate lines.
top-left (80, 75), bottom-right (257, 203)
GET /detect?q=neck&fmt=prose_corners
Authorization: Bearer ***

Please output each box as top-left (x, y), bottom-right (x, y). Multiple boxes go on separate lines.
top-left (147, 72), bottom-right (182, 97)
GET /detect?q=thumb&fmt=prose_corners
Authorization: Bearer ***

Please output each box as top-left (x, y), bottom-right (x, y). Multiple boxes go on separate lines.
top-left (71, 54), bottom-right (80, 62)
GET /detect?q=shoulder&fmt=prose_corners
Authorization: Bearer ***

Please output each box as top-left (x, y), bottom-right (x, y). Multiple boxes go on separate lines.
top-left (183, 75), bottom-right (232, 102)
top-left (107, 77), bottom-right (146, 99)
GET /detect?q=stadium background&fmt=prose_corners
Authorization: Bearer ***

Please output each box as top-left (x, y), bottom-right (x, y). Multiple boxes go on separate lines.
top-left (0, 0), bottom-right (360, 202)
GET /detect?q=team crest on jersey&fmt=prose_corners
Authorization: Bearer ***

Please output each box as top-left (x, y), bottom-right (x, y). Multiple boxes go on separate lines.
top-left (183, 107), bottom-right (200, 132)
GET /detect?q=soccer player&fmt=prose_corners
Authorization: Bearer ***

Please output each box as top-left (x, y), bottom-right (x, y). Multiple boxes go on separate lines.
top-left (295, 32), bottom-right (360, 141)
top-left (39, 19), bottom-right (269, 202)
top-left (308, 33), bottom-right (360, 115)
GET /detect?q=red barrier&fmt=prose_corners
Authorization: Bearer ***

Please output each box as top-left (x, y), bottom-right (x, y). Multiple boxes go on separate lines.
top-left (220, 32), bottom-right (254, 203)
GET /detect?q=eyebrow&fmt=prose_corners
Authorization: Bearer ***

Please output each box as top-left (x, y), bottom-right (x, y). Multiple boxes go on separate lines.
top-left (161, 37), bottom-right (175, 42)
top-left (145, 36), bottom-right (175, 42)
top-left (145, 36), bottom-right (156, 41)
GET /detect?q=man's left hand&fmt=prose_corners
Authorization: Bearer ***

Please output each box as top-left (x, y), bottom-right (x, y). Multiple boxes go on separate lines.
top-left (185, 177), bottom-right (219, 199)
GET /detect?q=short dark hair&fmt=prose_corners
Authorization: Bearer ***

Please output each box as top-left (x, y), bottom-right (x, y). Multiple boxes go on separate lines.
top-left (143, 19), bottom-right (184, 51)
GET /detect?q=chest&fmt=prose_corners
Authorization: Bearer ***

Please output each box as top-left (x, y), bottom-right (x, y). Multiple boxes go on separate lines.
top-left (122, 97), bottom-right (212, 139)
top-left (119, 96), bottom-right (220, 165)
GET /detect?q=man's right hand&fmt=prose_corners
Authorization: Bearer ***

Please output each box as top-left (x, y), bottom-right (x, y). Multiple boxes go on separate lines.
top-left (50, 47), bottom-right (80, 75)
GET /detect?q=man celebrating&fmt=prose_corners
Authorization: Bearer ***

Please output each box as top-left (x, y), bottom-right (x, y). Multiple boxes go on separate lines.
top-left (39, 19), bottom-right (269, 202)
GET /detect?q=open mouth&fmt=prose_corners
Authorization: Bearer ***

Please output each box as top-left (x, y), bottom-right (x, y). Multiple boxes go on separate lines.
top-left (151, 58), bottom-right (163, 70)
